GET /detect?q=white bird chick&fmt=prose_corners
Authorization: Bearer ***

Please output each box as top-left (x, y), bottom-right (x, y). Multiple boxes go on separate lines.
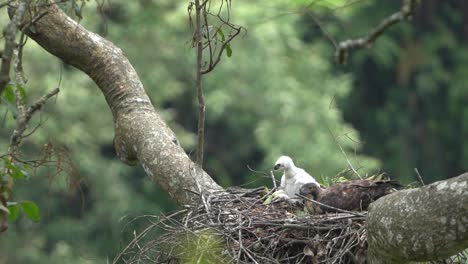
top-left (274, 156), bottom-right (319, 199)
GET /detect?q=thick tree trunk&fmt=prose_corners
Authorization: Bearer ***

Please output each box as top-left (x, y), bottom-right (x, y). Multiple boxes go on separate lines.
top-left (367, 172), bottom-right (468, 263)
top-left (11, 1), bottom-right (221, 205)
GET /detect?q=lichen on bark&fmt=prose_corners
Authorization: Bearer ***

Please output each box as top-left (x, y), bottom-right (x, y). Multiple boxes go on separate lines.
top-left (367, 173), bottom-right (468, 263)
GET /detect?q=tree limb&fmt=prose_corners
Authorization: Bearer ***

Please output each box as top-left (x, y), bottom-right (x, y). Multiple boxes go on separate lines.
top-left (335, 0), bottom-right (419, 64)
top-left (10, 1), bottom-right (222, 205)
top-left (367, 172), bottom-right (468, 263)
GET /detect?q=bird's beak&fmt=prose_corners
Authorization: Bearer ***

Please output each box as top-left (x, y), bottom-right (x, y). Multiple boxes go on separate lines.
top-left (299, 188), bottom-right (306, 195)
top-left (273, 164), bottom-right (280, 170)
top-left (299, 186), bottom-right (310, 196)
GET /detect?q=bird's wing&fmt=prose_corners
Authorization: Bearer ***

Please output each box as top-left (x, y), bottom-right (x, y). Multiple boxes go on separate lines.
top-left (295, 168), bottom-right (319, 185)
top-left (280, 174), bottom-right (286, 189)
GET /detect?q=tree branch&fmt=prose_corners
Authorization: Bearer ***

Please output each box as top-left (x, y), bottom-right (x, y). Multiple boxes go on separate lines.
top-left (10, 1), bottom-right (222, 205)
top-left (194, 0), bottom-right (205, 166)
top-left (367, 172), bottom-right (468, 263)
top-left (0, 0), bottom-right (27, 95)
top-left (335, 0), bottom-right (419, 64)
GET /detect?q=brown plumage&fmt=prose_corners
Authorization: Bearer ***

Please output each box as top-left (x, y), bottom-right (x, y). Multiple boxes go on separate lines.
top-left (299, 180), bottom-right (401, 214)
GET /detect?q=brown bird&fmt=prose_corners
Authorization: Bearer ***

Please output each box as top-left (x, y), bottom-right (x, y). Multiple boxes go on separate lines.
top-left (299, 179), bottom-right (401, 214)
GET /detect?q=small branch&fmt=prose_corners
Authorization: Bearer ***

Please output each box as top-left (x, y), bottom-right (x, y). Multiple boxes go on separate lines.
top-left (0, 0), bottom-right (14, 9)
top-left (13, 32), bottom-right (27, 118)
top-left (194, 0), bottom-right (205, 166)
top-left (335, 0), bottom-right (419, 64)
top-left (200, 19), bottom-right (242, 74)
top-left (9, 87), bottom-right (59, 154)
top-left (303, 10), bottom-right (337, 49)
top-left (0, 0), bottom-right (28, 95)
top-left (21, 10), bottom-right (49, 32)
top-left (325, 123), bottom-right (362, 179)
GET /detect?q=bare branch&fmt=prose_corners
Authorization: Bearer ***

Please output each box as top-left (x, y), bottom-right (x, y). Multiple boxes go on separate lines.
top-left (335, 0), bottom-right (419, 64)
top-left (9, 87), bottom-right (60, 154)
top-left (194, 0), bottom-right (206, 166)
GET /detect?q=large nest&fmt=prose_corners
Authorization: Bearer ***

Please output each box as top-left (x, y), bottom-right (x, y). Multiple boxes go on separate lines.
top-left (114, 187), bottom-right (468, 264)
top-left (115, 187), bottom-right (367, 263)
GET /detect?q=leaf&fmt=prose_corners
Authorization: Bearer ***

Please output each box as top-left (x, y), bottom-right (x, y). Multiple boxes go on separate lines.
top-left (7, 204), bottom-right (19, 222)
top-left (2, 83), bottom-right (15, 105)
top-left (225, 44), bottom-right (232, 58)
top-left (20, 201), bottom-right (40, 222)
top-left (217, 28), bottom-right (225, 42)
top-left (263, 195), bottom-right (273, 205)
top-left (0, 97), bottom-right (17, 118)
top-left (5, 162), bottom-right (25, 179)
top-left (1, 84), bottom-right (18, 118)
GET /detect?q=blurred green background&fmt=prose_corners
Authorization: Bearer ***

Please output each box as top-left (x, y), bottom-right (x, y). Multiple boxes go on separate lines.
top-left (1, 0), bottom-right (467, 263)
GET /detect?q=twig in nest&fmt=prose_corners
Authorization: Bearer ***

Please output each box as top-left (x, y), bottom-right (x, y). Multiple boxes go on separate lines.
top-left (297, 194), bottom-right (366, 217)
top-left (270, 171), bottom-right (277, 189)
top-left (414, 168), bottom-right (425, 186)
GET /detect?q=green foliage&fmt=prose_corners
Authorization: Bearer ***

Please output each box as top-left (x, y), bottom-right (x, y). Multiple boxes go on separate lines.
top-left (176, 230), bottom-right (230, 264)
top-left (225, 43), bottom-right (232, 58)
top-left (6, 201), bottom-right (40, 222)
top-left (7, 203), bottom-right (19, 222)
top-left (20, 201), bottom-right (41, 222)
top-left (1, 83), bottom-right (17, 117)
top-left (2, 83), bottom-right (15, 104)
top-left (3, 158), bottom-right (28, 180)
top-left (289, 0), bottom-right (352, 8)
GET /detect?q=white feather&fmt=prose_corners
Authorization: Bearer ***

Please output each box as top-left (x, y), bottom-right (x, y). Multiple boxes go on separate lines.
top-left (275, 156), bottom-right (318, 199)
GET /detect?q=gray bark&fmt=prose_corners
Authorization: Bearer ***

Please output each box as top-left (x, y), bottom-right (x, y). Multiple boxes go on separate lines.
top-left (10, 1), bottom-right (221, 205)
top-left (367, 172), bottom-right (468, 263)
